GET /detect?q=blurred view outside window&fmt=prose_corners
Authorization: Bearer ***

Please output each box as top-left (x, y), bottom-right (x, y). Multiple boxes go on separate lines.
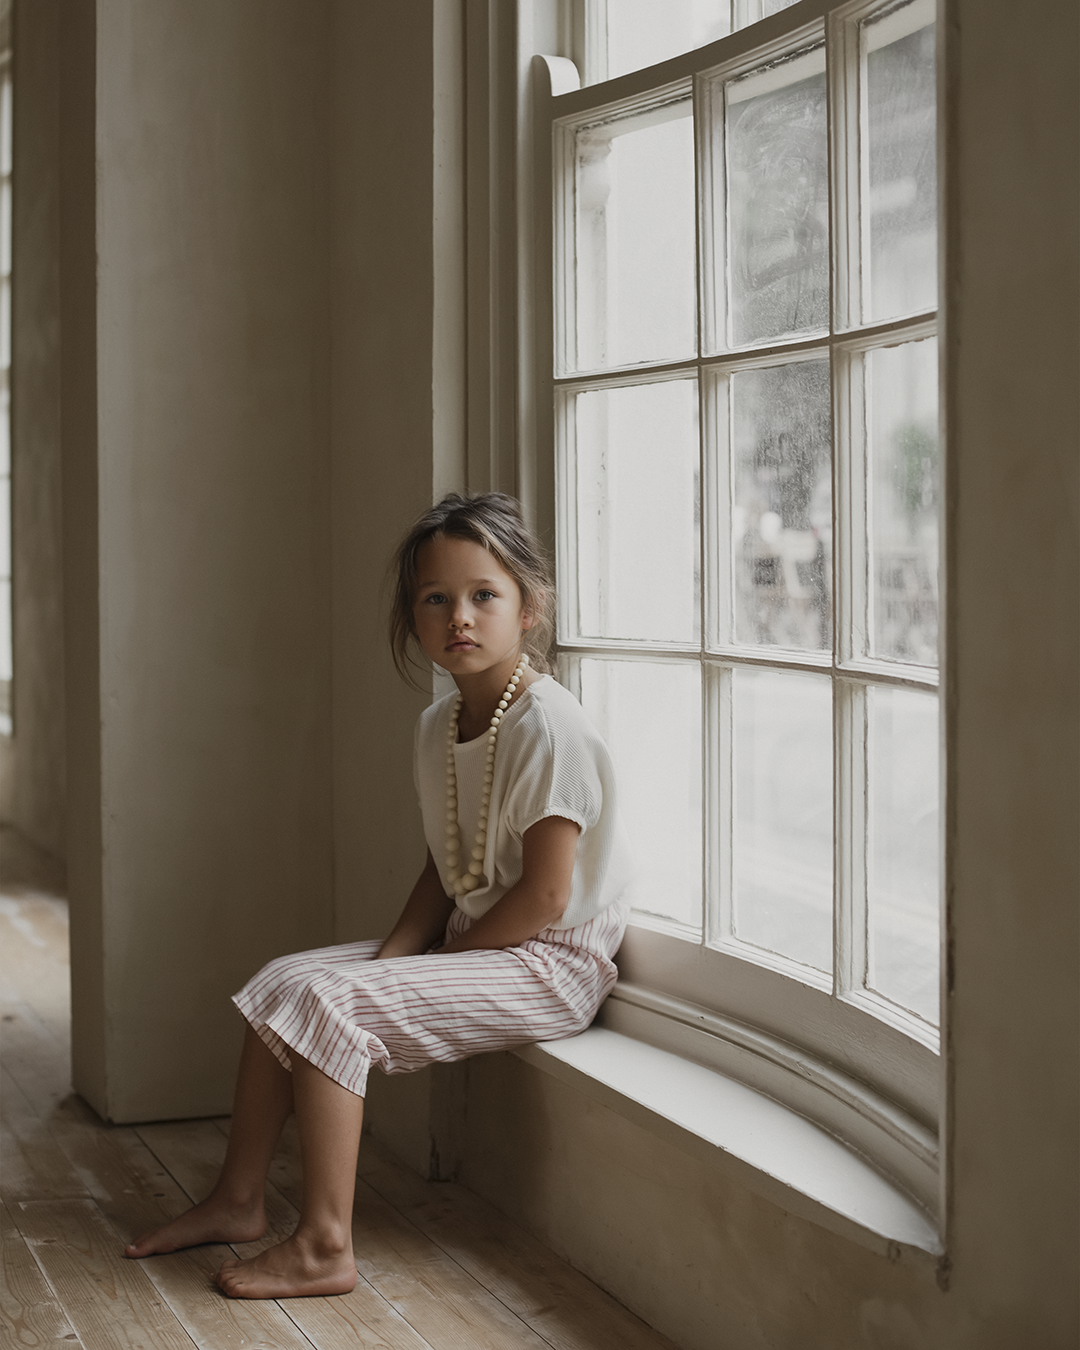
top-left (555, 0), bottom-right (940, 1036)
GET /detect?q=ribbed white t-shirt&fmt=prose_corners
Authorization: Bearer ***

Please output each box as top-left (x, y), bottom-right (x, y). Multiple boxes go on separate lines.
top-left (414, 675), bottom-right (636, 930)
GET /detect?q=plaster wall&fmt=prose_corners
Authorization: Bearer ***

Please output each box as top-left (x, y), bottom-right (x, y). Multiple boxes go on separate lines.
top-left (942, 0), bottom-right (1078, 1339)
top-left (5, 0), bottom-right (65, 860)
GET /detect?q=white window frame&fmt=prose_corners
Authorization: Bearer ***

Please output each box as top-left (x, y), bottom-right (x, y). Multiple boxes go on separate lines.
top-left (528, 0), bottom-right (944, 1220)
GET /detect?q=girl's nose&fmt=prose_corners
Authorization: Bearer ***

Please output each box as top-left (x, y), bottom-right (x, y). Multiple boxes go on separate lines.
top-left (449, 602), bottom-right (473, 631)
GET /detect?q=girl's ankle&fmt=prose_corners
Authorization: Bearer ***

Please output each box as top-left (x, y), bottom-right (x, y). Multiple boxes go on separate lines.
top-left (292, 1223), bottom-right (353, 1260)
top-left (209, 1185), bottom-right (264, 1214)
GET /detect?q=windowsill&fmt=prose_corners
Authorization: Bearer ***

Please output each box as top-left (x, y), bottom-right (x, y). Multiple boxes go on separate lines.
top-left (513, 1025), bottom-right (942, 1260)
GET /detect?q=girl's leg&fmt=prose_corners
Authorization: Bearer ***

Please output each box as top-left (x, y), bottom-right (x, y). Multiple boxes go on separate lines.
top-left (214, 1052), bottom-right (363, 1299)
top-left (125, 1025), bottom-right (293, 1257)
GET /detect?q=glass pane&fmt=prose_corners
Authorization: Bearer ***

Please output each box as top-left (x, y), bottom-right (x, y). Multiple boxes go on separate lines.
top-left (602, 0), bottom-right (729, 82)
top-left (731, 360), bottom-right (831, 651)
top-left (573, 380), bottom-right (699, 643)
top-left (863, 4), bottom-right (937, 321)
top-left (725, 47), bottom-right (828, 347)
top-left (579, 658), bottom-right (703, 929)
top-left (867, 686), bottom-right (939, 1024)
top-left (731, 667), bottom-right (833, 972)
top-left (572, 105), bottom-right (696, 371)
top-left (868, 338), bottom-right (938, 666)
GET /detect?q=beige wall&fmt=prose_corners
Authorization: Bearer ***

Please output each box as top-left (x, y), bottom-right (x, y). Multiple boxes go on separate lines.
top-left (4, 0), bottom-right (65, 859)
top-left (9, 0), bottom-right (1076, 1345)
top-left (942, 0), bottom-right (1078, 1339)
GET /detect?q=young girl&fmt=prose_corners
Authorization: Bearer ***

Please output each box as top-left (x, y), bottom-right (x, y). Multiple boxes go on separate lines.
top-left (124, 492), bottom-right (633, 1300)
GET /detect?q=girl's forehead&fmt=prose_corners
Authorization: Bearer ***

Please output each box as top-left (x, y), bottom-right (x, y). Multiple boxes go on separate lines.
top-left (415, 534), bottom-right (513, 584)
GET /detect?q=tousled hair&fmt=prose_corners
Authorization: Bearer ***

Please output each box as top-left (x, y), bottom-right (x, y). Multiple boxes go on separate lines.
top-left (388, 493), bottom-right (555, 689)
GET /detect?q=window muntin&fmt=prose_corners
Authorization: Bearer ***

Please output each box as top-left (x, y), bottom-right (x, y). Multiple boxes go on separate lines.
top-left (552, 0), bottom-right (940, 1053)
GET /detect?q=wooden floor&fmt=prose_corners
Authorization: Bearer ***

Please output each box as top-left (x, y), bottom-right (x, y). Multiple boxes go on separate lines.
top-left (0, 851), bottom-right (676, 1350)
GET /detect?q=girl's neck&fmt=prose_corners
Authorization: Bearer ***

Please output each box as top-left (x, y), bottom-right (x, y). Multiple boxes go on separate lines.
top-left (453, 656), bottom-right (541, 742)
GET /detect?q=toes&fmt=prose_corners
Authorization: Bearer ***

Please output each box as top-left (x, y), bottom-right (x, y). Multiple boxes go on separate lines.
top-left (214, 1260), bottom-right (238, 1288)
top-left (125, 1235), bottom-right (160, 1258)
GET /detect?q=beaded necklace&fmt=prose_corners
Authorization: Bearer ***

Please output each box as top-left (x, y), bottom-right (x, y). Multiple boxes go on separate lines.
top-left (444, 654), bottom-right (528, 897)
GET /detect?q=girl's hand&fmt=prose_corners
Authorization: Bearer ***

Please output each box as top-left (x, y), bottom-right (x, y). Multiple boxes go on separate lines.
top-left (435, 815), bottom-right (579, 954)
top-left (376, 852), bottom-right (456, 959)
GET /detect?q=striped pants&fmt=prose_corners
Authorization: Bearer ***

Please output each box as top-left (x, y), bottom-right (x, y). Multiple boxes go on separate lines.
top-left (232, 901), bottom-right (628, 1098)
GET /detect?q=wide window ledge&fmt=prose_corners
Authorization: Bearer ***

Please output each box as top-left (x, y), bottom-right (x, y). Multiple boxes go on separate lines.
top-left (513, 1020), bottom-right (941, 1261)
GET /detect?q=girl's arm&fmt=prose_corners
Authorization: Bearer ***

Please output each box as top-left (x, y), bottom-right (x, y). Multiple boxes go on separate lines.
top-left (376, 850), bottom-right (456, 959)
top-left (435, 815), bottom-right (580, 954)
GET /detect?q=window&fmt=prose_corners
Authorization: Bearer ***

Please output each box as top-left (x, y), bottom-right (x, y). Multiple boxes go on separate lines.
top-left (540, 0), bottom-right (941, 1181)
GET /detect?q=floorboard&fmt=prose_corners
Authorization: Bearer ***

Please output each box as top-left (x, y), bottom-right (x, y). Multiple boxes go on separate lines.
top-left (0, 1197), bottom-right (84, 1349)
top-left (14, 1198), bottom-right (198, 1350)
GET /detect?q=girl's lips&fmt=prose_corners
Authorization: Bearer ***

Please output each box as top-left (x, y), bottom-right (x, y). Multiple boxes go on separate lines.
top-left (446, 640), bottom-right (478, 651)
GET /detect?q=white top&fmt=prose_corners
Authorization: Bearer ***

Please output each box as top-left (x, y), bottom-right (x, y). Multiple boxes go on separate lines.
top-left (414, 675), bottom-right (636, 930)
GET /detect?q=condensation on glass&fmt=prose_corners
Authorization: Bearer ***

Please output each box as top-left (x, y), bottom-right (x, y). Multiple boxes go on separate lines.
top-left (866, 685), bottom-right (939, 1022)
top-left (731, 666), bottom-right (833, 972)
top-left (571, 379), bottom-right (700, 644)
top-left (868, 338), bottom-right (938, 666)
top-left (571, 103), bottom-right (696, 372)
top-left (731, 360), bottom-right (831, 651)
top-left (862, 0), bottom-right (937, 322)
top-left (579, 657), bottom-right (703, 929)
top-left (724, 46), bottom-right (828, 348)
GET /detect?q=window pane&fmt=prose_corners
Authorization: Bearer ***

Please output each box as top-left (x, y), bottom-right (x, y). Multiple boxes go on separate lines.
top-left (572, 380), bottom-right (699, 643)
top-left (867, 686), bottom-right (939, 1024)
top-left (602, 0), bottom-right (729, 81)
top-left (732, 667), bottom-right (833, 972)
top-left (571, 105), bottom-right (696, 371)
top-left (579, 658), bottom-right (702, 929)
top-left (731, 360), bottom-right (831, 651)
top-left (863, 4), bottom-right (937, 321)
top-left (724, 47), bottom-right (828, 347)
top-left (868, 338), bottom-right (938, 666)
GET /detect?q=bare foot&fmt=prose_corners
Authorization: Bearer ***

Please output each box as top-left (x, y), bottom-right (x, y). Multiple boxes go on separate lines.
top-left (214, 1233), bottom-right (358, 1299)
top-left (125, 1194), bottom-right (266, 1258)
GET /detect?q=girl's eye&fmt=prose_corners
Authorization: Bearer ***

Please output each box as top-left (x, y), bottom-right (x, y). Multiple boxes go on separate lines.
top-left (475, 590), bottom-right (496, 601)
top-left (423, 593), bottom-right (447, 605)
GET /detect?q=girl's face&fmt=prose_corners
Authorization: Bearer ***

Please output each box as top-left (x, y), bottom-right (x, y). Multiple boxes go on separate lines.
top-left (412, 535), bottom-right (533, 678)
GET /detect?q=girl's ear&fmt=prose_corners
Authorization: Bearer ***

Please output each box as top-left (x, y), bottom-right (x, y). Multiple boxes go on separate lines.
top-left (520, 607), bottom-right (535, 632)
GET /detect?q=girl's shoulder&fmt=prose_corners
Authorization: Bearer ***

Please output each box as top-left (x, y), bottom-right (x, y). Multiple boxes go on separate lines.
top-left (415, 689), bottom-right (459, 749)
top-left (509, 675), bottom-right (606, 751)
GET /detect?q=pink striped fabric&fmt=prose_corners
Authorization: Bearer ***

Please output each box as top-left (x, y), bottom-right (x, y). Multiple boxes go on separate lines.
top-left (232, 900), bottom-right (628, 1098)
